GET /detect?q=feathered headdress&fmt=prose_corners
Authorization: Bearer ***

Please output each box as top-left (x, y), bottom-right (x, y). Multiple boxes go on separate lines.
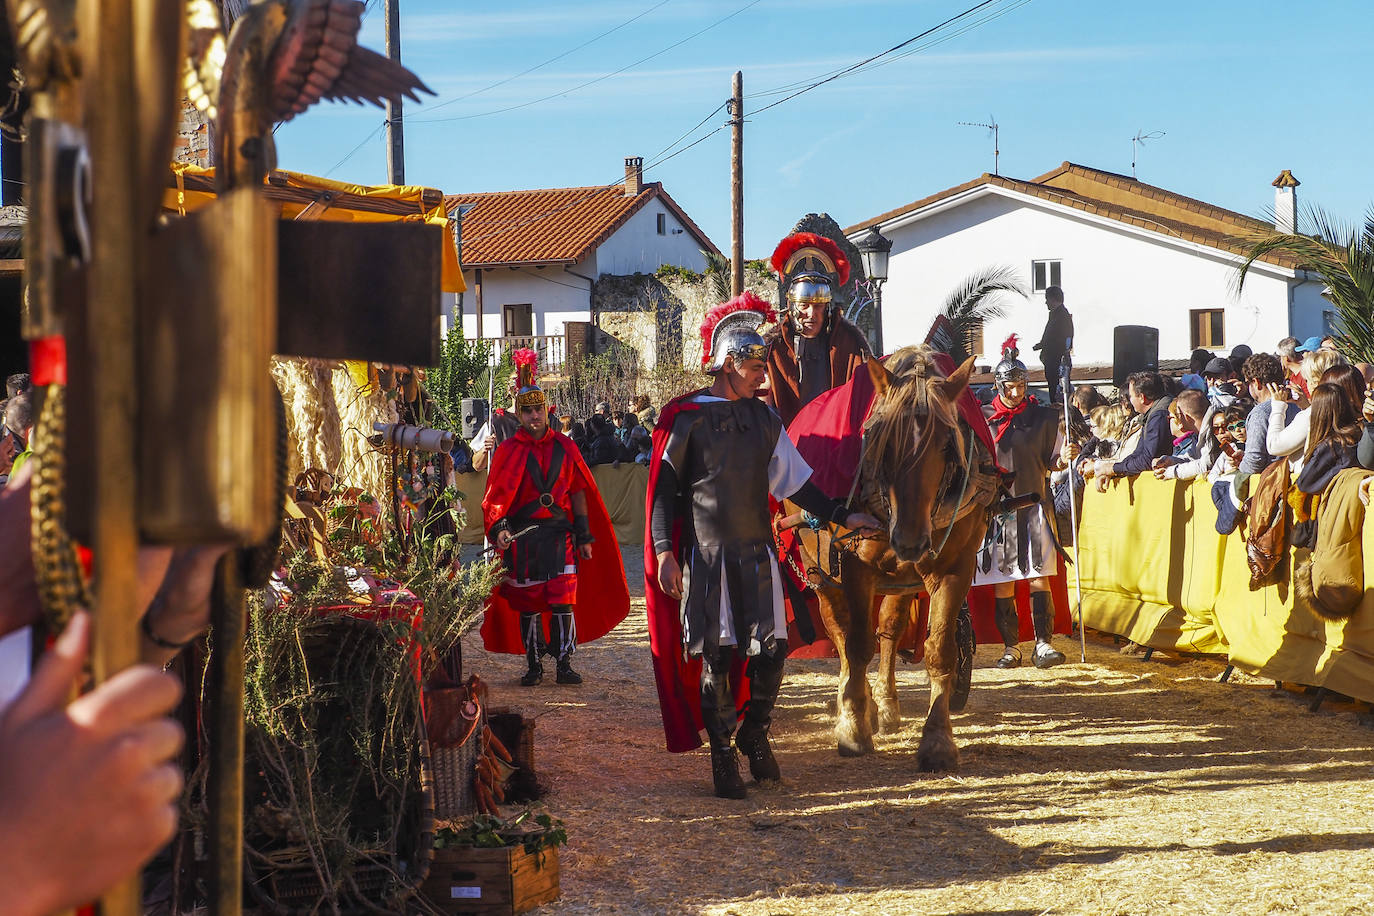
top-left (1001, 334), bottom-right (1019, 360)
top-left (770, 232), bottom-right (851, 287)
top-left (699, 291), bottom-right (777, 369)
top-left (512, 347), bottom-right (546, 409)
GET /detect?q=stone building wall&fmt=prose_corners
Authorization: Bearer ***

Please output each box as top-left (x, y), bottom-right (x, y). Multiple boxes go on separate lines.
top-left (174, 99), bottom-right (211, 168)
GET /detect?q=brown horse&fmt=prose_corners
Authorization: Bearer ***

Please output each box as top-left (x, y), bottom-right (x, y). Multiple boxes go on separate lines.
top-left (787, 346), bottom-right (997, 771)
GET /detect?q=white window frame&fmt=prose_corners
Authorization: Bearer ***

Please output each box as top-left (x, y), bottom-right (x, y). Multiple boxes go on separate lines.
top-left (1031, 259), bottom-right (1062, 293)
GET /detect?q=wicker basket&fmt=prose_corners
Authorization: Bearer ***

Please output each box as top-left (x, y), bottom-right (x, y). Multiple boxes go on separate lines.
top-left (428, 686), bottom-right (484, 818)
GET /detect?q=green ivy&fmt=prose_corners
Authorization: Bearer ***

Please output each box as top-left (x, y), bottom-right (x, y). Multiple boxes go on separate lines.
top-left (433, 809), bottom-right (568, 855)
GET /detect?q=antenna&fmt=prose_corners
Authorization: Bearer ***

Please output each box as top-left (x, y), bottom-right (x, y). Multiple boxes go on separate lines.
top-left (1130, 129), bottom-right (1165, 179)
top-left (958, 115), bottom-right (999, 175)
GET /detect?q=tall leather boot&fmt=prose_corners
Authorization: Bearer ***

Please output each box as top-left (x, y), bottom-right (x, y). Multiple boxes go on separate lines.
top-left (1030, 590), bottom-right (1066, 668)
top-left (994, 596), bottom-right (1021, 668)
top-left (549, 605), bottom-right (582, 685)
top-left (701, 651), bottom-right (745, 799)
top-left (519, 612), bottom-right (544, 686)
top-left (735, 651), bottom-right (784, 782)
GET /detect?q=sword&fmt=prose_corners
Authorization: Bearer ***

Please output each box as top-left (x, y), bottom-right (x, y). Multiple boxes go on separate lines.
top-left (1061, 352), bottom-right (1087, 663)
top-left (480, 523), bottom-right (542, 558)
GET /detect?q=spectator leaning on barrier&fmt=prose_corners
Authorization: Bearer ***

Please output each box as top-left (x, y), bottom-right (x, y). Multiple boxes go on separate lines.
top-left (1265, 349), bottom-right (1345, 473)
top-left (1239, 352), bottom-right (1299, 475)
top-left (1290, 383), bottom-right (1363, 549)
top-left (1096, 371), bottom-right (1172, 478)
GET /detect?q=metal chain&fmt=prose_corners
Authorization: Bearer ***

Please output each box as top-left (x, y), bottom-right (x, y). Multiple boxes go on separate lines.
top-left (30, 384), bottom-right (92, 634)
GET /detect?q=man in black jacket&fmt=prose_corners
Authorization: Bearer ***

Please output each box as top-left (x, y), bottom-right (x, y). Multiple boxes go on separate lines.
top-left (1032, 286), bottom-right (1073, 404)
top-left (1098, 371), bottom-right (1173, 477)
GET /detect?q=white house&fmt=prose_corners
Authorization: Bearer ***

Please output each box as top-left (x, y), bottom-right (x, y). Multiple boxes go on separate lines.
top-left (845, 162), bottom-right (1328, 375)
top-left (445, 156), bottom-right (719, 365)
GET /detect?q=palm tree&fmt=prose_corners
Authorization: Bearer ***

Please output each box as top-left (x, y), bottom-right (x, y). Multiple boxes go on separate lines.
top-left (700, 249), bottom-right (732, 304)
top-left (1236, 206), bottom-right (1374, 362)
top-left (937, 266), bottom-right (1026, 365)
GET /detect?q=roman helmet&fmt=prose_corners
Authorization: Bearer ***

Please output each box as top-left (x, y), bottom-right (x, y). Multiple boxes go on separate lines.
top-left (699, 291), bottom-right (777, 372)
top-left (512, 347), bottom-right (546, 409)
top-left (994, 334), bottom-right (1027, 392)
top-left (770, 232), bottom-right (851, 326)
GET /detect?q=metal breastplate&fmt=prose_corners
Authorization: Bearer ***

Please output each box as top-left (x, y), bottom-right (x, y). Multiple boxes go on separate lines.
top-left (666, 398), bottom-right (780, 547)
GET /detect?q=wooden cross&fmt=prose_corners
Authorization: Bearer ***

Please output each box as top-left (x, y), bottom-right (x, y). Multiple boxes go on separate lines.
top-left (8, 2), bottom-right (442, 913)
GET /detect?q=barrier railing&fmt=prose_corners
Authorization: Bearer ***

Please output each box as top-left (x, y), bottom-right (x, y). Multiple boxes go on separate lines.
top-left (1078, 473), bottom-right (1374, 703)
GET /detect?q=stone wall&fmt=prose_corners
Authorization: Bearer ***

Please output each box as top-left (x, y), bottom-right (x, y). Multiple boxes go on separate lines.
top-left (593, 263), bottom-right (777, 371)
top-left (174, 99), bottom-right (211, 168)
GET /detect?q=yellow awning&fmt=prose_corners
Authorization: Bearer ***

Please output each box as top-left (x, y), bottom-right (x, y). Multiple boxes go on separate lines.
top-left (166, 163), bottom-right (465, 292)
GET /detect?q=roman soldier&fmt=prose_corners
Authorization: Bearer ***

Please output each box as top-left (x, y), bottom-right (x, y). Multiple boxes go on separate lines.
top-left (644, 292), bottom-right (880, 798)
top-left (480, 349), bottom-right (630, 686)
top-left (976, 335), bottom-right (1068, 669)
top-left (764, 232), bottom-right (872, 426)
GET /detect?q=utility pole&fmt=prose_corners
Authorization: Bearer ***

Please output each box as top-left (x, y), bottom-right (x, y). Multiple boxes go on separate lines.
top-left (385, 0), bottom-right (406, 184)
top-left (729, 71), bottom-right (743, 297)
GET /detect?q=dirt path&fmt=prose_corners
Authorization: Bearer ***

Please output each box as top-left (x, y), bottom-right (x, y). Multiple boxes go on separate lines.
top-left (459, 548), bottom-right (1374, 915)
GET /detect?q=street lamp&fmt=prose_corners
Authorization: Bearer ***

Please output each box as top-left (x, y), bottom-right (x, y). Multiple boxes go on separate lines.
top-left (855, 226), bottom-right (892, 356)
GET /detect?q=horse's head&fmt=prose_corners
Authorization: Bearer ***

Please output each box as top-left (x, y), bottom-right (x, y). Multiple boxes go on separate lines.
top-left (862, 348), bottom-right (975, 563)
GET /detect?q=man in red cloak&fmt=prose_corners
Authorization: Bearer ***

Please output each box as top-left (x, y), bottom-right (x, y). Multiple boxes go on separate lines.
top-left (480, 349), bottom-right (629, 685)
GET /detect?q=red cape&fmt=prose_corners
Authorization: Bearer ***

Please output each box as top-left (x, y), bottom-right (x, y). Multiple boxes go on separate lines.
top-left (643, 390), bottom-right (753, 753)
top-left (479, 429), bottom-right (630, 653)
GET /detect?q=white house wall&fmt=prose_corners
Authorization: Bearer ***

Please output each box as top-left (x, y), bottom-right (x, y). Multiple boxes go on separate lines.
top-left (592, 198), bottom-right (708, 276)
top-left (457, 261), bottom-right (594, 340)
top-left (870, 191), bottom-right (1300, 369)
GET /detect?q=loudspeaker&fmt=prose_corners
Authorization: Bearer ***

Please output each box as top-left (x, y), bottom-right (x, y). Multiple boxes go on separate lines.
top-left (461, 397), bottom-right (490, 440)
top-left (1113, 325), bottom-right (1159, 388)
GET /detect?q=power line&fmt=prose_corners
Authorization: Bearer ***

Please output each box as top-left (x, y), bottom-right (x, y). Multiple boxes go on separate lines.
top-left (324, 119), bottom-right (387, 177)
top-left (409, 0), bottom-right (765, 125)
top-left (420, 0), bottom-right (675, 116)
top-left (747, 0), bottom-right (1024, 117)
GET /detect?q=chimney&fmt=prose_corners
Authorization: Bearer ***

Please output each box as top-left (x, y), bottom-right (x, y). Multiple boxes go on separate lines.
top-left (1272, 169), bottom-right (1299, 235)
top-left (623, 156), bottom-right (643, 197)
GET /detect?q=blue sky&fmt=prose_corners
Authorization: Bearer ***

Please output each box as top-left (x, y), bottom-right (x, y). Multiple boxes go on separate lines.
top-left (275, 0), bottom-right (1374, 258)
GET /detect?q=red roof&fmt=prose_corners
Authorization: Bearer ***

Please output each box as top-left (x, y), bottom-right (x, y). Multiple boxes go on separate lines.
top-left (445, 181), bottom-right (719, 268)
top-left (845, 162), bottom-right (1298, 269)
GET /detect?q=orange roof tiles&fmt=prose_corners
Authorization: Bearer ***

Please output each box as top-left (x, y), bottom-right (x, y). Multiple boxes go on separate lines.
top-left (845, 162), bottom-right (1297, 269)
top-left (445, 182), bottom-right (719, 268)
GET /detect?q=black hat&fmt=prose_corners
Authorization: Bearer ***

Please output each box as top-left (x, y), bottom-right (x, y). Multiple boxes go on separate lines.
top-left (1203, 357), bottom-right (1233, 377)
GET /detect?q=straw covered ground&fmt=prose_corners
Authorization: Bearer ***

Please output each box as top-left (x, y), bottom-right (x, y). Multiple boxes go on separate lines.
top-left (459, 547), bottom-right (1374, 915)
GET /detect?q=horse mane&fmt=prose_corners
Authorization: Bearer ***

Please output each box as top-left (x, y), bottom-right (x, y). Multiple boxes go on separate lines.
top-left (863, 345), bottom-right (963, 477)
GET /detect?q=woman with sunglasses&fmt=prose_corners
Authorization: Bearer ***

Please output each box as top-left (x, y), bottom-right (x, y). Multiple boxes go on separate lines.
top-left (1265, 350), bottom-right (1347, 473)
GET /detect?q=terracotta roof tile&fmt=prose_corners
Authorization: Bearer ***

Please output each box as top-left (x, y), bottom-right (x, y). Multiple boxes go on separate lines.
top-left (845, 161), bottom-right (1296, 270)
top-left (445, 182), bottom-right (718, 268)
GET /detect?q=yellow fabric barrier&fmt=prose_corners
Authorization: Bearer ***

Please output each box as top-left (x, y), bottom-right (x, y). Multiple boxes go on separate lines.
top-left (1079, 473), bottom-right (1374, 702)
top-left (166, 164), bottom-right (464, 292)
top-left (453, 463), bottom-right (648, 547)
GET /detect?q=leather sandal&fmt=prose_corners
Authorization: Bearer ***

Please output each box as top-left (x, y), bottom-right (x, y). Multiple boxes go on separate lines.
top-left (995, 646), bottom-right (1022, 669)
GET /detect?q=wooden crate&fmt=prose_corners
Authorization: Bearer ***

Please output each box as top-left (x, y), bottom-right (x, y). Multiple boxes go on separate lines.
top-left (421, 844), bottom-right (560, 915)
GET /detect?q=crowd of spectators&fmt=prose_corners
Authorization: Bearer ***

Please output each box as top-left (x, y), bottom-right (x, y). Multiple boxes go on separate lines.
top-left (1049, 335), bottom-right (1374, 542)
top-left (0, 373), bottom-right (32, 487)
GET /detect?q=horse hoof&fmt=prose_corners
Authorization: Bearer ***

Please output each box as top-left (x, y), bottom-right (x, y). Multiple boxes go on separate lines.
top-left (917, 735), bottom-right (960, 772)
top-left (877, 705), bottom-right (902, 735)
top-left (837, 739), bottom-right (874, 757)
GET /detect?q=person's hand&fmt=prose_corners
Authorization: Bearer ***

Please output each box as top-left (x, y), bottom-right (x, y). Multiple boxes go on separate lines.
top-left (844, 512), bottom-right (883, 537)
top-left (483, 435), bottom-right (496, 454)
top-left (140, 547), bottom-right (229, 661)
top-left (1361, 476), bottom-right (1374, 507)
top-left (656, 551), bottom-right (683, 600)
top-left (579, 543), bottom-right (593, 560)
top-left (1152, 463), bottom-right (1176, 480)
top-left (0, 613), bottom-right (185, 916)
top-left (1061, 442), bottom-right (1081, 463)
top-left (1268, 381), bottom-right (1290, 403)
top-left (1363, 391), bottom-right (1374, 424)
top-left (494, 528), bottom-right (514, 551)
top-left (1094, 459), bottom-right (1116, 478)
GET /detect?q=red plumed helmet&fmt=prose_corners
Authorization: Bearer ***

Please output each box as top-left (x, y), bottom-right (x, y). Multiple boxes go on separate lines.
top-left (1000, 334), bottom-right (1019, 358)
top-left (770, 232), bottom-right (851, 287)
top-left (699, 291), bottom-right (777, 370)
top-left (512, 347), bottom-right (546, 408)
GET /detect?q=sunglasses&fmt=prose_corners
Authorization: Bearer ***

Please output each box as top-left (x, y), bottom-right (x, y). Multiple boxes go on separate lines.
top-left (1225, 422), bottom-right (1246, 433)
